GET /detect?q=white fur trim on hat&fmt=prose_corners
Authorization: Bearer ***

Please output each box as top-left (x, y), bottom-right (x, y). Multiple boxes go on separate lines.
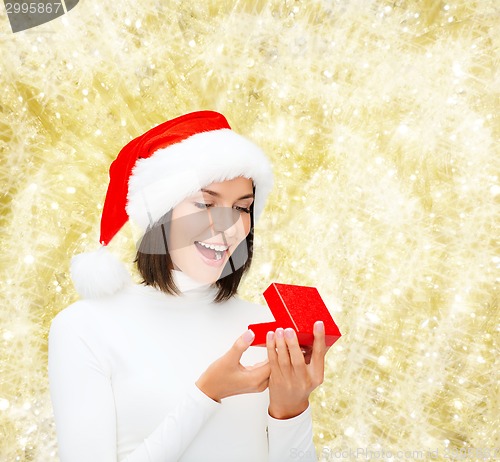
top-left (125, 129), bottom-right (273, 230)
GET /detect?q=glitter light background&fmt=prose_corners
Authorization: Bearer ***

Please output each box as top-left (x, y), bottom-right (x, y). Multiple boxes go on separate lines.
top-left (0, 0), bottom-right (498, 460)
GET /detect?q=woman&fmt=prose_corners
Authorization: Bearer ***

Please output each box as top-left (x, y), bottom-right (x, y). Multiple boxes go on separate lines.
top-left (48, 111), bottom-right (327, 461)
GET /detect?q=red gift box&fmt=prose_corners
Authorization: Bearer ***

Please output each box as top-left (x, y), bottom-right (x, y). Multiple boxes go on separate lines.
top-left (248, 283), bottom-right (342, 347)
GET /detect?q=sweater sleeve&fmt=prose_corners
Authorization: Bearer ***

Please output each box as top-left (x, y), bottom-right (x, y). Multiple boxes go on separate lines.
top-left (267, 405), bottom-right (318, 462)
top-left (48, 309), bottom-right (220, 462)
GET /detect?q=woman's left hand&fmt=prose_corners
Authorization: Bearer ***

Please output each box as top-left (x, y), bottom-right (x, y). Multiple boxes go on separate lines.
top-left (266, 321), bottom-right (328, 420)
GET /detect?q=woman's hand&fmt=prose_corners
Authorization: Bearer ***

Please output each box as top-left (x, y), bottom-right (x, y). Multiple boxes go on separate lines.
top-left (267, 321), bottom-right (328, 419)
top-left (196, 330), bottom-right (270, 402)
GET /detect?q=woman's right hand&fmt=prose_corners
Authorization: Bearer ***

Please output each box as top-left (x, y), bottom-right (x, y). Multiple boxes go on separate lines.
top-left (195, 329), bottom-right (270, 402)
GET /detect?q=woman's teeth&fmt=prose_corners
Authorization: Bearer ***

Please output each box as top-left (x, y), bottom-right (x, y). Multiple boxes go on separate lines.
top-left (197, 241), bottom-right (228, 252)
top-left (196, 241), bottom-right (228, 261)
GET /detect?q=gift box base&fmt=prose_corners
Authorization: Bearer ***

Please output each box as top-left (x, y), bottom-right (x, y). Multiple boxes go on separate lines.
top-left (249, 321), bottom-right (342, 347)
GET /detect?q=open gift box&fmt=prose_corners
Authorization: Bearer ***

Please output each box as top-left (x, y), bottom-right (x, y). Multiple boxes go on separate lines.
top-left (248, 283), bottom-right (342, 347)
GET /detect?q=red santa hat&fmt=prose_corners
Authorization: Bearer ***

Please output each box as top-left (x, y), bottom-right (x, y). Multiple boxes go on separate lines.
top-left (71, 110), bottom-right (273, 298)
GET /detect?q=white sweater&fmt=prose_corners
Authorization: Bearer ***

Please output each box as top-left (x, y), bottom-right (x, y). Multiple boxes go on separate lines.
top-left (48, 271), bottom-right (318, 462)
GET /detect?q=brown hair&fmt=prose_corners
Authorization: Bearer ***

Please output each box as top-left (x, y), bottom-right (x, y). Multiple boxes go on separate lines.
top-left (134, 201), bottom-right (255, 303)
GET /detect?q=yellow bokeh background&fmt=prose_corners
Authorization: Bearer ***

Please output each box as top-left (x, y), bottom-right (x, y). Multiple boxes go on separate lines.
top-left (0, 0), bottom-right (498, 460)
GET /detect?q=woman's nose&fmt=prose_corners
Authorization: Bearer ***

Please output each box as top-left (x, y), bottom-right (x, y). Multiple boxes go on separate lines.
top-left (209, 207), bottom-right (240, 236)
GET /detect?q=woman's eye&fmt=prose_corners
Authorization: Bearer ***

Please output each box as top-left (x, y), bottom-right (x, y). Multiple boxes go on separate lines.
top-left (194, 202), bottom-right (212, 209)
top-left (235, 206), bottom-right (251, 214)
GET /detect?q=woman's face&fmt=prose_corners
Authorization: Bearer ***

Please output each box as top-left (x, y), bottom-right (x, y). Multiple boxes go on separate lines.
top-left (167, 176), bottom-right (254, 284)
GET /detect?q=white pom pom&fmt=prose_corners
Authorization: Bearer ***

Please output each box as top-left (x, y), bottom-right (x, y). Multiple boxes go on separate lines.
top-left (70, 246), bottom-right (131, 299)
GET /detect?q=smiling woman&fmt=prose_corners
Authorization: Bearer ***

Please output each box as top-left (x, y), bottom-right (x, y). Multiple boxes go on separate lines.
top-left (48, 111), bottom-right (328, 462)
top-left (168, 178), bottom-right (254, 282)
top-left (136, 177), bottom-right (257, 301)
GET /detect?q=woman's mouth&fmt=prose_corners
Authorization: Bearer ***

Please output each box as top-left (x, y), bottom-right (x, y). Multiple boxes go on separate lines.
top-left (194, 241), bottom-right (229, 266)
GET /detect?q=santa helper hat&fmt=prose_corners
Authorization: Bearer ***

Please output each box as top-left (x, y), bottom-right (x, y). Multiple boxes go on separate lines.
top-left (71, 111), bottom-right (274, 299)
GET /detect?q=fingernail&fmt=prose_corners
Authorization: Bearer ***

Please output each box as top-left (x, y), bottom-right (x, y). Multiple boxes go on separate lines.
top-left (243, 329), bottom-right (255, 343)
top-left (285, 328), bottom-right (295, 339)
top-left (276, 328), bottom-right (284, 339)
top-left (267, 331), bottom-right (274, 341)
top-left (315, 321), bottom-right (324, 332)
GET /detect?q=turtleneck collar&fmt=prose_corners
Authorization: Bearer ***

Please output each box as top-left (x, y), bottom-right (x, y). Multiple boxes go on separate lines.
top-left (171, 269), bottom-right (218, 301)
